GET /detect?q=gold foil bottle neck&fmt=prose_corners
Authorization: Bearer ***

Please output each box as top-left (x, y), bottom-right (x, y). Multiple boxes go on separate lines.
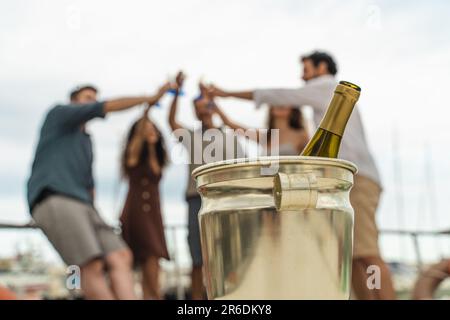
top-left (318, 81), bottom-right (361, 136)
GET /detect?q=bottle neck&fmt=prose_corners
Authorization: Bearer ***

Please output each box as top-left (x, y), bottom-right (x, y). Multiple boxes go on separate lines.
top-left (318, 84), bottom-right (359, 136)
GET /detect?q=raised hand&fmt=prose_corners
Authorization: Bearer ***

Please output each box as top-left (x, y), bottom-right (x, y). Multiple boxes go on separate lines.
top-left (158, 81), bottom-right (173, 96)
top-left (175, 71), bottom-right (185, 89)
top-left (199, 81), bottom-right (209, 98)
top-left (208, 84), bottom-right (228, 98)
top-left (148, 81), bottom-right (173, 107)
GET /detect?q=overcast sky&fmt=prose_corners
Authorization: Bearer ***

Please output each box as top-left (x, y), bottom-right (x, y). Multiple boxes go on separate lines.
top-left (1, 0), bottom-right (450, 265)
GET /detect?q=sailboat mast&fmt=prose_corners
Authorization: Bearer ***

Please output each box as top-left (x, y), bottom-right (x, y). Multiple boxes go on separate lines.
top-left (392, 126), bottom-right (408, 262)
top-left (424, 141), bottom-right (442, 259)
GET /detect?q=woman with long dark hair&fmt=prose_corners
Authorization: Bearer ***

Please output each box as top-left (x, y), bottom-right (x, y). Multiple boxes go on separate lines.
top-left (265, 106), bottom-right (310, 155)
top-left (120, 107), bottom-right (169, 300)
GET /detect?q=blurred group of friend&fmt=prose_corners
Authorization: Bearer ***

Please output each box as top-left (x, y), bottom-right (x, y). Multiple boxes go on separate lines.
top-left (21, 51), bottom-right (398, 300)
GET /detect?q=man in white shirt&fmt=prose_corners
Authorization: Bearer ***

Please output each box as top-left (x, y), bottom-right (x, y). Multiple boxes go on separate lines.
top-left (209, 51), bottom-right (396, 300)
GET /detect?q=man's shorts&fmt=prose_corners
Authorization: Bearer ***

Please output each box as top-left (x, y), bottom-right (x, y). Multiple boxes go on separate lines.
top-left (350, 175), bottom-right (382, 258)
top-left (32, 195), bottom-right (127, 267)
top-left (187, 196), bottom-right (203, 267)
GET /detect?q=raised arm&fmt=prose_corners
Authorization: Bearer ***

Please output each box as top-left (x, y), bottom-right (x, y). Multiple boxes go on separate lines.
top-left (252, 87), bottom-right (319, 109)
top-left (168, 71), bottom-right (186, 131)
top-left (104, 82), bottom-right (171, 113)
top-left (212, 100), bottom-right (263, 143)
top-left (212, 101), bottom-right (247, 131)
top-left (50, 81), bottom-right (172, 130)
top-left (125, 114), bottom-right (147, 168)
top-left (209, 85), bottom-right (253, 100)
top-left (204, 83), bottom-right (252, 130)
top-left (209, 84), bottom-right (322, 110)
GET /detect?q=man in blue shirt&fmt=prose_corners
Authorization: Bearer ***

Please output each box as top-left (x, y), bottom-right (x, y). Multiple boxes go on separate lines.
top-left (28, 82), bottom-right (170, 299)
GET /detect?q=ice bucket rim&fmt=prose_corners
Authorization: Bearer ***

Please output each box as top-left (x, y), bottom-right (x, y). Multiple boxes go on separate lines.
top-left (192, 156), bottom-right (357, 178)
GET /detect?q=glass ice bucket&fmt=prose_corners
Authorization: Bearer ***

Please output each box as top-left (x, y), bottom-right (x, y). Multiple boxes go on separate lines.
top-left (192, 156), bottom-right (357, 300)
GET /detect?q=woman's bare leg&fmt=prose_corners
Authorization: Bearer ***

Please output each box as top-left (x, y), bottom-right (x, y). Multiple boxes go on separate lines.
top-left (104, 248), bottom-right (137, 300)
top-left (142, 256), bottom-right (162, 300)
top-left (81, 258), bottom-right (115, 300)
top-left (191, 266), bottom-right (205, 300)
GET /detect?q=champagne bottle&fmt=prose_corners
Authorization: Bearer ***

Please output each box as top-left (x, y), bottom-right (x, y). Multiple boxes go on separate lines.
top-left (300, 81), bottom-right (361, 158)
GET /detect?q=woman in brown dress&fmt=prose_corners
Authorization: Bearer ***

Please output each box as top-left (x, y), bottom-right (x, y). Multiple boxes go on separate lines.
top-left (120, 108), bottom-right (169, 300)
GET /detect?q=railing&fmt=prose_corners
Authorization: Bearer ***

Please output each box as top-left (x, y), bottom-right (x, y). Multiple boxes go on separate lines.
top-left (2, 221), bottom-right (450, 299)
top-left (163, 224), bottom-right (189, 299)
top-left (380, 228), bottom-right (450, 270)
top-left (0, 220), bottom-right (190, 300)
top-left (0, 222), bottom-right (38, 229)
